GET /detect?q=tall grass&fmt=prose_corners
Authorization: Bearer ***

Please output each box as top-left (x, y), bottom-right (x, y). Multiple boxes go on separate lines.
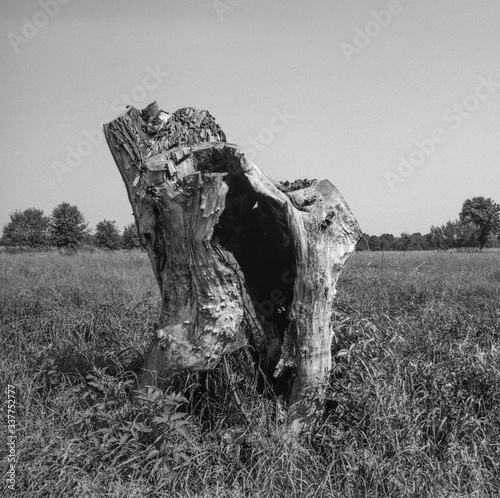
top-left (1, 250), bottom-right (499, 497)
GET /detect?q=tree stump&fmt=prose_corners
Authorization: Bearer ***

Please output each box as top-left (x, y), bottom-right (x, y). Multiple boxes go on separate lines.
top-left (104, 102), bottom-right (361, 431)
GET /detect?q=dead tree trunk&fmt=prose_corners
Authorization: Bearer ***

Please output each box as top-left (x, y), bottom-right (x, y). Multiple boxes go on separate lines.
top-left (104, 102), bottom-right (361, 431)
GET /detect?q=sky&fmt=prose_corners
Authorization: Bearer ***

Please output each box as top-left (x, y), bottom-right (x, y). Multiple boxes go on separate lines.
top-left (1, 0), bottom-right (499, 237)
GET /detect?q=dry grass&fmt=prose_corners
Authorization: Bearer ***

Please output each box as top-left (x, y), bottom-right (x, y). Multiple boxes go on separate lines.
top-left (1, 250), bottom-right (499, 497)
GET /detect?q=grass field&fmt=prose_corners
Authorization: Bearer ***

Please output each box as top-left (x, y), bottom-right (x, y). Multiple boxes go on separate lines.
top-left (1, 250), bottom-right (499, 497)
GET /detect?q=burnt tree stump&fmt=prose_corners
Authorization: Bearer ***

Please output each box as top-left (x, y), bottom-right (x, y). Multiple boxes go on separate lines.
top-left (104, 102), bottom-right (361, 431)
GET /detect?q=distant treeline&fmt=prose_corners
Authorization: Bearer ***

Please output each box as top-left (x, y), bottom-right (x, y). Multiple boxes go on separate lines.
top-left (2, 196), bottom-right (499, 252)
top-left (1, 203), bottom-right (141, 251)
top-left (357, 222), bottom-right (499, 252)
top-left (357, 196), bottom-right (500, 251)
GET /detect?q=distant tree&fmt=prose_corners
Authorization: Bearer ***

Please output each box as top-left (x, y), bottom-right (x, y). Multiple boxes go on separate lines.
top-left (95, 220), bottom-right (121, 250)
top-left (391, 236), bottom-right (404, 251)
top-left (424, 234), bottom-right (432, 250)
top-left (454, 221), bottom-right (477, 248)
top-left (428, 225), bottom-right (443, 250)
top-left (412, 232), bottom-right (428, 250)
top-left (429, 219), bottom-right (478, 250)
top-left (405, 233), bottom-right (420, 250)
top-left (122, 222), bottom-right (141, 249)
top-left (430, 222), bottom-right (452, 250)
top-left (1, 208), bottom-right (50, 247)
top-left (379, 233), bottom-right (395, 251)
top-left (485, 232), bottom-right (499, 248)
top-left (50, 202), bottom-right (88, 249)
top-left (398, 232), bottom-right (411, 251)
top-left (368, 235), bottom-right (381, 251)
top-left (459, 197), bottom-right (500, 250)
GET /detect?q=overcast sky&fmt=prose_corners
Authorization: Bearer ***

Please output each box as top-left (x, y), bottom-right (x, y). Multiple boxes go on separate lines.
top-left (1, 0), bottom-right (499, 236)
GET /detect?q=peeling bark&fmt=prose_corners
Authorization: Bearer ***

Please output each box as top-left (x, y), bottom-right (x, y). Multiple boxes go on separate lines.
top-left (104, 102), bottom-right (361, 430)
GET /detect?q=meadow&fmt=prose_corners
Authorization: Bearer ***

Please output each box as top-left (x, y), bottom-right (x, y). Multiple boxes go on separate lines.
top-left (1, 249), bottom-right (499, 497)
